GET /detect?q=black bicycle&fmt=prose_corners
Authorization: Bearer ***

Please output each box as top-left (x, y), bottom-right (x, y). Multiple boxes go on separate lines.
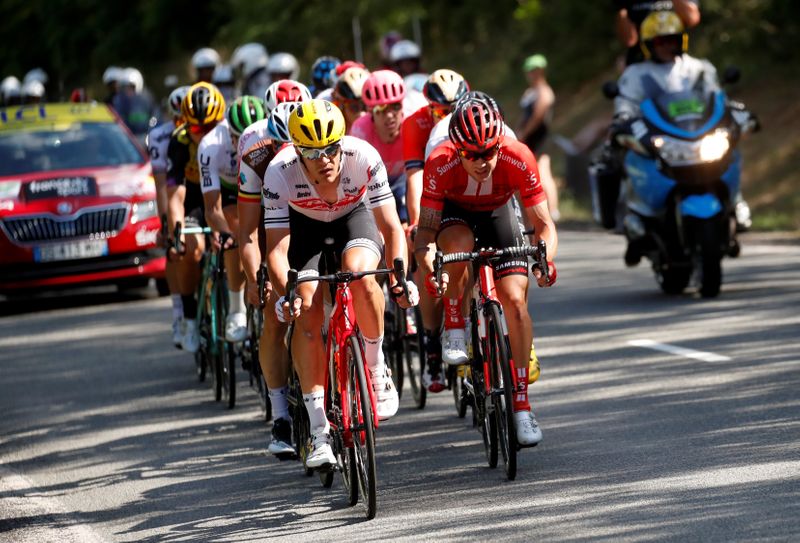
top-left (434, 240), bottom-right (549, 480)
top-left (242, 263), bottom-right (271, 421)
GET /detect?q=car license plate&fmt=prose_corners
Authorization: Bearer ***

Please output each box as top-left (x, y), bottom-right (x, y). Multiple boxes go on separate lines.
top-left (34, 240), bottom-right (108, 262)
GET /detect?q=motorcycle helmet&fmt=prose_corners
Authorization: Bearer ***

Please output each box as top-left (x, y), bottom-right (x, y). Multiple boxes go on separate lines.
top-left (639, 11), bottom-right (688, 61)
top-left (231, 43), bottom-right (269, 79)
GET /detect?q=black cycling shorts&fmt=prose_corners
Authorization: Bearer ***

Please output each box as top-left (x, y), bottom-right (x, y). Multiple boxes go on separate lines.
top-left (288, 202), bottom-right (383, 278)
top-left (221, 183), bottom-right (238, 208)
top-left (438, 199), bottom-right (528, 279)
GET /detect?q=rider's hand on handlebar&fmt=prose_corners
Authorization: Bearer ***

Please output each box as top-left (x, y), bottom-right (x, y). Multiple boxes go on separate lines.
top-left (275, 295), bottom-right (301, 323)
top-left (391, 280), bottom-right (420, 309)
top-left (425, 271), bottom-right (448, 298)
top-left (533, 261), bottom-right (557, 288)
top-left (246, 281), bottom-right (261, 308)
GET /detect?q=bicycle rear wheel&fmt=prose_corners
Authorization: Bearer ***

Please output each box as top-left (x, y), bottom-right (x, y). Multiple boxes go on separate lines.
top-left (405, 307), bottom-right (426, 410)
top-left (488, 303), bottom-right (517, 480)
top-left (347, 334), bottom-right (377, 520)
top-left (383, 304), bottom-right (404, 400)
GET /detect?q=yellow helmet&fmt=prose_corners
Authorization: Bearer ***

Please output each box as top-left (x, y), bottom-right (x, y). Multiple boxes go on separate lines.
top-left (181, 82), bottom-right (226, 126)
top-left (640, 11), bottom-right (688, 59)
top-left (288, 99), bottom-right (346, 148)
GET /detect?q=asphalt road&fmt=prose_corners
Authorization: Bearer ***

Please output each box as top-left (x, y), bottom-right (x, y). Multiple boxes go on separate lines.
top-left (1, 230), bottom-right (799, 542)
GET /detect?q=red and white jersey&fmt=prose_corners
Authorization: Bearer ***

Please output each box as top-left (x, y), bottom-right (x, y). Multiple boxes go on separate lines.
top-left (421, 137), bottom-right (545, 213)
top-left (263, 135), bottom-right (394, 229)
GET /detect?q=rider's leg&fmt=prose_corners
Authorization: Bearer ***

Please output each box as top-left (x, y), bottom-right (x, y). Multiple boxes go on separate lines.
top-left (342, 245), bottom-right (383, 352)
top-left (292, 281), bottom-right (326, 395)
top-left (437, 223), bottom-right (474, 365)
top-left (222, 206), bottom-right (247, 341)
top-left (259, 288), bottom-right (289, 418)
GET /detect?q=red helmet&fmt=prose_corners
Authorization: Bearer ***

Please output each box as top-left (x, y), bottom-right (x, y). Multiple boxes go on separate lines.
top-left (448, 92), bottom-right (504, 153)
top-left (264, 79), bottom-right (312, 113)
top-left (361, 70), bottom-right (405, 108)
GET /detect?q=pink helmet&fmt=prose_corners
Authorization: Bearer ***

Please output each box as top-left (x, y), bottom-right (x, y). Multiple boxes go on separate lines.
top-left (361, 70), bottom-right (406, 108)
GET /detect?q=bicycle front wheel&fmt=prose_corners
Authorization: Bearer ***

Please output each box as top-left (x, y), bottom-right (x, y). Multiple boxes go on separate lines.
top-left (404, 306), bottom-right (426, 410)
top-left (347, 335), bottom-right (377, 520)
top-left (488, 303), bottom-right (517, 480)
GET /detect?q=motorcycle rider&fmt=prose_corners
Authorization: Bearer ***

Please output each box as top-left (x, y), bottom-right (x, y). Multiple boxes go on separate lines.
top-left (612, 11), bottom-right (729, 264)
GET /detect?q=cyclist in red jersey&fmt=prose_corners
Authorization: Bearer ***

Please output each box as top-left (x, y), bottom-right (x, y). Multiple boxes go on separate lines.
top-left (414, 93), bottom-right (558, 446)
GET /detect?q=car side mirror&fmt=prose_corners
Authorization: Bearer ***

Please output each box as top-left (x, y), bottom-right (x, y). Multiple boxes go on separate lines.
top-left (722, 66), bottom-right (741, 85)
top-left (602, 81), bottom-right (620, 100)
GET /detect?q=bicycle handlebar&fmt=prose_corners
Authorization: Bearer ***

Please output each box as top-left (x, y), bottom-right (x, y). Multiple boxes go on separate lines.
top-left (285, 258), bottom-right (409, 307)
top-left (434, 241), bottom-right (550, 285)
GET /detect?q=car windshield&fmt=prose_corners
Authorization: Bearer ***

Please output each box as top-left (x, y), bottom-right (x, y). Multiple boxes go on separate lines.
top-left (0, 122), bottom-right (144, 177)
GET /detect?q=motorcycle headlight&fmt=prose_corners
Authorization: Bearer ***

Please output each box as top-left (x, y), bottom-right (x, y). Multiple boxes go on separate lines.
top-left (652, 136), bottom-right (696, 166)
top-left (130, 199), bottom-right (158, 224)
top-left (699, 129), bottom-right (730, 162)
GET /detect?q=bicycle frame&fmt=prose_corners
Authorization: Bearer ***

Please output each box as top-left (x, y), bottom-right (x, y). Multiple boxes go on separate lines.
top-left (325, 282), bottom-right (378, 448)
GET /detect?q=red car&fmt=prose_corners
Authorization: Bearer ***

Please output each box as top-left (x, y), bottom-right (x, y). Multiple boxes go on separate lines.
top-left (0, 102), bottom-right (166, 295)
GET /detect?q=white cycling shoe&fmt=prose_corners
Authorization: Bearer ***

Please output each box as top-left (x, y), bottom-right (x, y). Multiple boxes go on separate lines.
top-left (371, 366), bottom-right (399, 421)
top-left (225, 311), bottom-right (247, 343)
top-left (515, 410), bottom-right (543, 447)
top-left (172, 316), bottom-right (183, 349)
top-left (442, 328), bottom-right (468, 366)
top-left (181, 318), bottom-right (200, 354)
top-left (306, 431), bottom-right (336, 469)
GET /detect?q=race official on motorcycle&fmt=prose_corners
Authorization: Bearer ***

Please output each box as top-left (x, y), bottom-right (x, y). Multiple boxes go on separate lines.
top-left (613, 11), bottom-right (718, 121)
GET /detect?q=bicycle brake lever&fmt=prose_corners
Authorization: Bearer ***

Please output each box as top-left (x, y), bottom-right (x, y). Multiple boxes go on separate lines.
top-left (536, 239), bottom-right (549, 284)
top-left (434, 250), bottom-right (444, 297)
top-left (391, 257), bottom-right (409, 300)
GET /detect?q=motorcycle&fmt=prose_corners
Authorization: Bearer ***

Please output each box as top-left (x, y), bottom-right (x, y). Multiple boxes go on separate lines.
top-left (596, 67), bottom-right (758, 297)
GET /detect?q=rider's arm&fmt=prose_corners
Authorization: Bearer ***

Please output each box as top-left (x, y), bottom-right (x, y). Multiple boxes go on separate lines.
top-left (674, 0), bottom-right (701, 28)
top-left (405, 168), bottom-right (423, 226)
top-left (198, 134), bottom-right (231, 235)
top-left (414, 205), bottom-right (442, 278)
top-left (165, 136), bottom-right (188, 230)
top-left (372, 202), bottom-right (408, 274)
top-left (238, 161), bottom-right (263, 287)
top-left (522, 202), bottom-right (558, 260)
top-left (615, 7), bottom-right (638, 48)
top-left (265, 228), bottom-right (291, 297)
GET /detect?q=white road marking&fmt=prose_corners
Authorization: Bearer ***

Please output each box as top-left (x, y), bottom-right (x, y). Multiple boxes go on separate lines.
top-left (627, 339), bottom-right (731, 362)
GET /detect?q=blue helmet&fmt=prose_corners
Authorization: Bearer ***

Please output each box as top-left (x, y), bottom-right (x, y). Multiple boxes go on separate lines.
top-left (310, 56), bottom-right (341, 94)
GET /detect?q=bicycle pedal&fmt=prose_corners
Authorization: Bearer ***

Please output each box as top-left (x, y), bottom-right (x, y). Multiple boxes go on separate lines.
top-left (314, 462), bottom-right (341, 473)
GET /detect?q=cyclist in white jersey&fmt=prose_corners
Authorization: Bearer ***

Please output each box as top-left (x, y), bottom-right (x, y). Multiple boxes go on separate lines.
top-left (266, 100), bottom-right (417, 468)
top-left (199, 97), bottom-right (265, 341)
top-left (148, 85), bottom-right (189, 347)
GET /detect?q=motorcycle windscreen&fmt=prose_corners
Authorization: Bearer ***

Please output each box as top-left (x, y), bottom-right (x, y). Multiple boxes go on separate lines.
top-left (642, 92), bottom-right (727, 140)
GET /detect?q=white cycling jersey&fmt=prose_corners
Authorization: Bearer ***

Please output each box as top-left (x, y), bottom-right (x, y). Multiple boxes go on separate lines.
top-left (197, 119), bottom-right (238, 194)
top-left (615, 54), bottom-right (719, 119)
top-left (147, 120), bottom-right (175, 174)
top-left (237, 118), bottom-right (271, 160)
top-left (424, 114), bottom-right (517, 160)
top-left (262, 135), bottom-right (393, 229)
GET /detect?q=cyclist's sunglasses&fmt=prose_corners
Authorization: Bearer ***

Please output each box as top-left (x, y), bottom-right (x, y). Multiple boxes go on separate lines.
top-left (458, 144), bottom-right (500, 162)
top-left (339, 99), bottom-right (366, 113)
top-left (296, 142), bottom-right (341, 160)
top-left (430, 104), bottom-right (451, 120)
top-left (372, 102), bottom-right (402, 115)
top-left (188, 123), bottom-right (216, 136)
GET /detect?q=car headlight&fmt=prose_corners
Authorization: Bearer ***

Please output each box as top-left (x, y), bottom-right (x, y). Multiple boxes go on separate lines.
top-left (698, 129), bottom-right (730, 162)
top-left (130, 199), bottom-right (158, 224)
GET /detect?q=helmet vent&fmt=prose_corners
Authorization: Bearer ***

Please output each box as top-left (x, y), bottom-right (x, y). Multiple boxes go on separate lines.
top-left (313, 119), bottom-right (323, 139)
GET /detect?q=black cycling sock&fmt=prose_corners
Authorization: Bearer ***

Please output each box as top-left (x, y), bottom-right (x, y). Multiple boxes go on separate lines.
top-left (182, 295), bottom-right (197, 319)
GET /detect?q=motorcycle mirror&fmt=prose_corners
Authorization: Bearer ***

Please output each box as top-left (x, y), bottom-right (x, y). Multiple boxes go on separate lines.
top-left (601, 81), bottom-right (619, 100)
top-left (722, 66), bottom-right (741, 85)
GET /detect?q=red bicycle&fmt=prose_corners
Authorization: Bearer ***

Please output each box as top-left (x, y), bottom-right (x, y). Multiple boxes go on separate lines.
top-left (434, 240), bottom-right (549, 481)
top-left (285, 257), bottom-right (410, 520)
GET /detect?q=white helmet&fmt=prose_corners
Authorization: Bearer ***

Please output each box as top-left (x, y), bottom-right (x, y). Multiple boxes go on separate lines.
top-left (267, 52), bottom-right (300, 80)
top-left (163, 74), bottom-right (179, 88)
top-left (267, 101), bottom-right (302, 143)
top-left (1, 76), bottom-right (21, 102)
top-left (22, 80), bottom-right (45, 99)
top-left (120, 67), bottom-right (144, 93)
top-left (168, 85), bottom-right (190, 117)
top-left (103, 66), bottom-right (122, 85)
top-left (192, 47), bottom-right (221, 70)
top-left (232, 43), bottom-right (269, 79)
top-left (213, 64), bottom-right (235, 85)
top-left (23, 68), bottom-right (49, 85)
top-left (389, 40), bottom-right (421, 63)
